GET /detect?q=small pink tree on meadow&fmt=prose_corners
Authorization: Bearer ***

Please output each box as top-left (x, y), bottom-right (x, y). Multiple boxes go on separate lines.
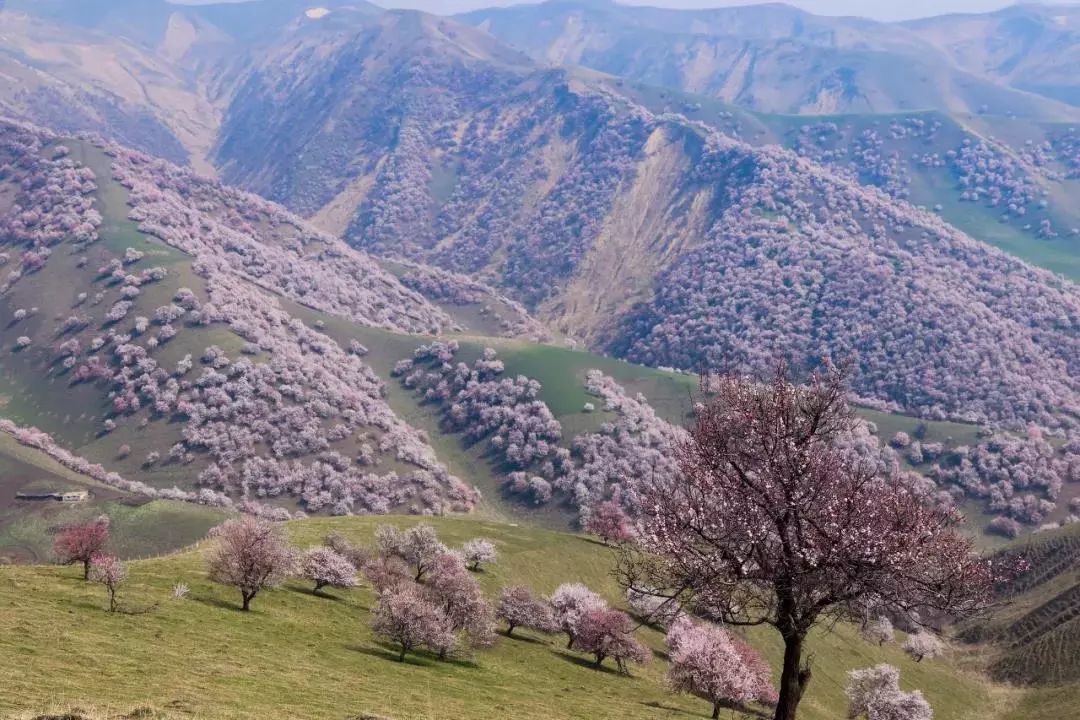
top-left (903, 631), bottom-right (945, 663)
top-left (572, 607), bottom-right (649, 674)
top-left (496, 585), bottom-right (558, 638)
top-left (300, 546), bottom-right (357, 594)
top-left (205, 518), bottom-right (296, 611)
top-left (549, 582), bottom-right (608, 649)
top-left (461, 538), bottom-right (498, 571)
top-left (89, 554), bottom-right (127, 613)
top-left (53, 519), bottom-right (110, 580)
top-left (666, 617), bottom-right (776, 719)
top-left (584, 500), bottom-right (633, 544)
top-left (864, 617), bottom-right (895, 647)
top-left (371, 583), bottom-right (444, 662)
top-left (846, 664), bottom-right (932, 720)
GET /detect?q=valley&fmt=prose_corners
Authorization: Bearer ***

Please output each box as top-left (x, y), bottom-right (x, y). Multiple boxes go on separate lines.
top-left (0, 1), bottom-right (1078, 719)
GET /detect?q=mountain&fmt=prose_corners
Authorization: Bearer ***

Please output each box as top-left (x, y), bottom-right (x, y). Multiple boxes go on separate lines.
top-left (456, 0), bottom-right (1080, 119)
top-left (0, 0), bottom-right (383, 172)
top-left (204, 9), bottom-right (1080, 434)
top-left (0, 2), bottom-right (1078, 539)
top-left (0, 118), bottom-right (483, 527)
top-left (906, 4), bottom-right (1080, 108)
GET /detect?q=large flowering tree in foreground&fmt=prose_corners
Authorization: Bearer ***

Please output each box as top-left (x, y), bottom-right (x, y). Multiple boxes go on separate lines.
top-left (619, 365), bottom-right (1003, 720)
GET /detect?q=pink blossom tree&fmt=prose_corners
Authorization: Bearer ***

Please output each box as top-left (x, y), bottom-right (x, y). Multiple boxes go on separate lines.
top-left (361, 555), bottom-right (412, 595)
top-left (376, 524), bottom-right (447, 581)
top-left (903, 631), bottom-right (945, 663)
top-left (496, 585), bottom-right (558, 638)
top-left (425, 552), bottom-right (496, 659)
top-left (371, 583), bottom-right (444, 662)
top-left (864, 617), bottom-right (895, 647)
top-left (461, 538), bottom-right (498, 571)
top-left (53, 519), bottom-right (110, 580)
top-left (549, 582), bottom-right (608, 649)
top-left (89, 555), bottom-right (127, 612)
top-left (205, 518), bottom-right (297, 611)
top-left (572, 607), bottom-right (649, 674)
top-left (300, 547), bottom-right (358, 594)
top-left (846, 665), bottom-right (932, 720)
top-left (620, 366), bottom-right (1000, 720)
top-left (666, 617), bottom-right (776, 719)
top-left (584, 500), bottom-right (634, 544)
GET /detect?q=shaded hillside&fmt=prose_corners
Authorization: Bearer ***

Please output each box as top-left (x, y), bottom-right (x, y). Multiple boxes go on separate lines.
top-left (962, 522), bottom-right (1080, 686)
top-left (457, 0), bottom-right (1080, 119)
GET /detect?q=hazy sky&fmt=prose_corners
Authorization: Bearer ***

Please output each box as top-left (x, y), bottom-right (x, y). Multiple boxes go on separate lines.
top-left (175, 1), bottom-right (1078, 22)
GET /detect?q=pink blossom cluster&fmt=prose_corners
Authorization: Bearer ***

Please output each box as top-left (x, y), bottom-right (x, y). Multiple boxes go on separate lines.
top-left (556, 371), bottom-right (686, 521)
top-left (99, 139), bottom-right (455, 336)
top-left (927, 433), bottom-right (1079, 524)
top-left (0, 121), bottom-right (101, 291)
top-left (396, 260), bottom-right (550, 341)
top-left (397, 343), bottom-right (570, 485)
top-left (617, 133), bottom-right (1080, 430)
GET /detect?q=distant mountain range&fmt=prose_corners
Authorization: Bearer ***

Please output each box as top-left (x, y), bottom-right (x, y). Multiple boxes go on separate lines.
top-left (459, 1), bottom-right (1080, 116)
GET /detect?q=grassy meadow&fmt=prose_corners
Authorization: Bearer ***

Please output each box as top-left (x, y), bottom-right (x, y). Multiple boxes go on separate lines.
top-left (0, 515), bottom-right (1012, 720)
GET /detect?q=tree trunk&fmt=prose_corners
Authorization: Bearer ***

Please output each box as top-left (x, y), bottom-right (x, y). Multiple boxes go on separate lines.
top-left (241, 591), bottom-right (254, 611)
top-left (82, 558), bottom-right (91, 581)
top-left (773, 632), bottom-right (810, 720)
top-left (398, 646), bottom-right (407, 662)
top-left (712, 701), bottom-right (721, 720)
top-left (593, 653), bottom-right (604, 669)
top-left (108, 588), bottom-right (117, 613)
top-left (315, 580), bottom-right (326, 593)
top-left (566, 633), bottom-right (575, 649)
top-left (506, 622), bottom-right (516, 637)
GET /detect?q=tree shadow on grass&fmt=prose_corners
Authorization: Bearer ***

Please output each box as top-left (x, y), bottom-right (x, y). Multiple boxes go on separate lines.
top-left (551, 650), bottom-right (622, 676)
top-left (286, 585), bottom-right (344, 602)
top-left (349, 642), bottom-right (481, 669)
top-left (192, 595), bottom-right (243, 612)
top-left (349, 644), bottom-right (435, 667)
top-left (501, 629), bottom-right (547, 644)
top-left (639, 700), bottom-right (699, 717)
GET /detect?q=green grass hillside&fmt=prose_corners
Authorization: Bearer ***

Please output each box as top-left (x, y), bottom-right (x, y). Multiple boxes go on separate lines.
top-left (0, 515), bottom-right (1011, 720)
top-left (0, 432), bottom-right (223, 564)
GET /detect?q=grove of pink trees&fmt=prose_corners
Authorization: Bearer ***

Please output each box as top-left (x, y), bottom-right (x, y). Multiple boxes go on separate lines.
top-left (616, 134), bottom-right (1080, 431)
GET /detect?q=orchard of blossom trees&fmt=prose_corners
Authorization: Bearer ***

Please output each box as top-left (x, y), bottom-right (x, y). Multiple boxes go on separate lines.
top-left (0, 121), bottom-right (101, 292)
top-left (218, 63), bottom-right (1080, 436)
top-left (395, 345), bottom-right (691, 526)
top-left (104, 138), bottom-right (455, 337)
top-left (613, 130), bottom-right (1080, 431)
top-left (0, 120), bottom-right (479, 518)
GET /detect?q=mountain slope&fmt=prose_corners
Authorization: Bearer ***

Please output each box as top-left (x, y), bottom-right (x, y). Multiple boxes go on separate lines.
top-left (206, 14), bottom-right (1080, 432)
top-left (457, 0), bottom-right (1080, 119)
top-left (906, 4), bottom-right (1080, 108)
top-left (0, 118), bottom-right (478, 520)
